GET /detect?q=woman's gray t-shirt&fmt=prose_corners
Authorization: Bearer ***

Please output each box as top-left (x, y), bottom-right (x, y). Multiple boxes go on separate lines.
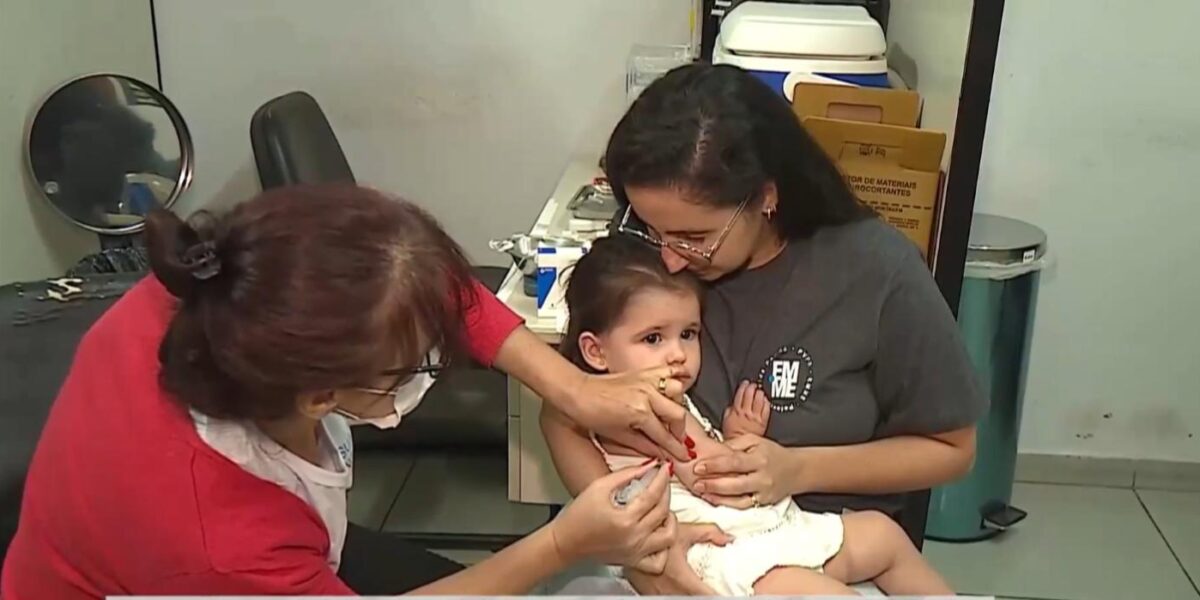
top-left (691, 218), bottom-right (986, 517)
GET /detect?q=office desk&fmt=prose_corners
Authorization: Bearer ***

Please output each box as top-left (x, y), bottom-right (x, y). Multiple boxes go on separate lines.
top-left (497, 158), bottom-right (603, 506)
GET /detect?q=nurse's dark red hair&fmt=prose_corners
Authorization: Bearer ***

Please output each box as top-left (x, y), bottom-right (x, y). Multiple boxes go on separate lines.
top-left (145, 184), bottom-right (474, 420)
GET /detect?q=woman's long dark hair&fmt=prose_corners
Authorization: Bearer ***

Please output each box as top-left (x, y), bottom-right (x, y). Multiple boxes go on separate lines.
top-left (604, 63), bottom-right (871, 239)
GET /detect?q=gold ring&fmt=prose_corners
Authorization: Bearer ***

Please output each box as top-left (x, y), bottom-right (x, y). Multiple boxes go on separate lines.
top-left (657, 377), bottom-right (668, 394)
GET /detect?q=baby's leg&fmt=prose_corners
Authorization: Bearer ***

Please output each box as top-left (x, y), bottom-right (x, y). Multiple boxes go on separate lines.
top-left (822, 510), bottom-right (954, 596)
top-left (753, 566), bottom-right (857, 596)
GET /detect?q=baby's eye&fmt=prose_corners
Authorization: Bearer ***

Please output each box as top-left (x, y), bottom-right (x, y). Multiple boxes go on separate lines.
top-left (643, 333), bottom-right (663, 345)
top-left (681, 328), bottom-right (700, 340)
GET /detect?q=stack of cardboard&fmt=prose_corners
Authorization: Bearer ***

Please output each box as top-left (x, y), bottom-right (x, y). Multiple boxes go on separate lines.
top-left (793, 83), bottom-right (947, 260)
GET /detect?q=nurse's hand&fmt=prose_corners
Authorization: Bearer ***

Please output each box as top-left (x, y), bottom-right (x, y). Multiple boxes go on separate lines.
top-left (691, 434), bottom-right (799, 508)
top-left (625, 523), bottom-right (731, 595)
top-left (572, 366), bottom-right (690, 461)
top-left (548, 462), bottom-right (675, 566)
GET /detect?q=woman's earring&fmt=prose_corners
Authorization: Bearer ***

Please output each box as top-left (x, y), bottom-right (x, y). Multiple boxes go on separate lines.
top-left (764, 207), bottom-right (777, 220)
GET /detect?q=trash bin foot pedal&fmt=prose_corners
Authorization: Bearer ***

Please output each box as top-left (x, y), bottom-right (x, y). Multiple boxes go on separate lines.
top-left (982, 501), bottom-right (1027, 531)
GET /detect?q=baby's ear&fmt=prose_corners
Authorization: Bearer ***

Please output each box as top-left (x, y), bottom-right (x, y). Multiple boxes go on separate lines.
top-left (578, 332), bottom-right (608, 372)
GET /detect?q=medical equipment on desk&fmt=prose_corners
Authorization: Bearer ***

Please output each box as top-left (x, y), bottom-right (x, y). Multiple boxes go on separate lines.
top-left (566, 177), bottom-right (620, 222)
top-left (490, 233), bottom-right (597, 298)
top-left (535, 242), bottom-right (588, 320)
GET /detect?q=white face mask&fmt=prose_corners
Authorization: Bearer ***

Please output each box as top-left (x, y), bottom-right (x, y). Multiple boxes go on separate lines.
top-left (336, 349), bottom-right (441, 429)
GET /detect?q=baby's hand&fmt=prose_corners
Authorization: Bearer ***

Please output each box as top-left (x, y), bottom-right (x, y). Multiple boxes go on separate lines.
top-left (722, 381), bottom-right (770, 438)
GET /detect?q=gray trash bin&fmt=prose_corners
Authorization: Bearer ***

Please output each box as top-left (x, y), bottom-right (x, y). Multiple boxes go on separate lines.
top-left (926, 214), bottom-right (1048, 542)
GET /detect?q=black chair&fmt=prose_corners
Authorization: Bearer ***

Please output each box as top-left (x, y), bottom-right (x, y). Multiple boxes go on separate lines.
top-left (250, 91), bottom-right (357, 190)
top-left (900, 489), bottom-right (931, 550)
top-left (249, 91), bottom-right (507, 292)
top-left (0, 275), bottom-right (143, 565)
top-left (249, 91), bottom-right (519, 550)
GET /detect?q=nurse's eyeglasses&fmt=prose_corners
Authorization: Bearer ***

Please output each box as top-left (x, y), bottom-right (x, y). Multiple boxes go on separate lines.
top-left (354, 351), bottom-right (444, 397)
top-left (616, 195), bottom-right (751, 264)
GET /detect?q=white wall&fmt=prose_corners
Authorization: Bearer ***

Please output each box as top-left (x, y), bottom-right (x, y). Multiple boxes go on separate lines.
top-left (153, 0), bottom-right (691, 265)
top-left (0, 0), bottom-right (157, 283)
top-left (978, 0), bottom-right (1200, 462)
top-left (885, 0), bottom-right (974, 169)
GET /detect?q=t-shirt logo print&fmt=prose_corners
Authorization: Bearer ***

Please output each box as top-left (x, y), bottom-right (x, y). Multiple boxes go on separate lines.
top-left (757, 345), bottom-right (814, 412)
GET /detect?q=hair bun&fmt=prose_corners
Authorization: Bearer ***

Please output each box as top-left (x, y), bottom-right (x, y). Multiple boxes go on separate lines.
top-left (146, 209), bottom-right (222, 298)
top-left (181, 240), bottom-right (222, 281)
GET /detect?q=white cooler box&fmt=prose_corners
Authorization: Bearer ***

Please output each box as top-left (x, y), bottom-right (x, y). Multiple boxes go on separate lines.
top-left (713, 1), bottom-right (888, 100)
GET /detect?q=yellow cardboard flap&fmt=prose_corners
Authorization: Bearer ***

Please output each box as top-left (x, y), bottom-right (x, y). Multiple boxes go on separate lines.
top-left (793, 83), bottom-right (921, 127)
top-left (802, 117), bottom-right (946, 173)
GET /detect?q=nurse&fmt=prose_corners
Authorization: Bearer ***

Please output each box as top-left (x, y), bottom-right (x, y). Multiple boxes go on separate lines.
top-left (542, 63), bottom-right (986, 594)
top-left (2, 185), bottom-right (689, 598)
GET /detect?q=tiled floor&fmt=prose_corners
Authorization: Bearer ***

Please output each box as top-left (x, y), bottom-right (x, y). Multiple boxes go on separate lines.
top-left (349, 451), bottom-right (1200, 599)
top-left (924, 485), bottom-right (1197, 599)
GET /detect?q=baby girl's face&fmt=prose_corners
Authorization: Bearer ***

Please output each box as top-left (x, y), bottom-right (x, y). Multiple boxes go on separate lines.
top-left (592, 287), bottom-right (702, 389)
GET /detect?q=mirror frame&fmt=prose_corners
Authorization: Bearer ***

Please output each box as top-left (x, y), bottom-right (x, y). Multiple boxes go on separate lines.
top-left (23, 72), bottom-right (195, 235)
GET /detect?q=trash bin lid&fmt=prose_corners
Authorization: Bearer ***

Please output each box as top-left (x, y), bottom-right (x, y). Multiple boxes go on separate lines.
top-left (967, 214), bottom-right (1046, 265)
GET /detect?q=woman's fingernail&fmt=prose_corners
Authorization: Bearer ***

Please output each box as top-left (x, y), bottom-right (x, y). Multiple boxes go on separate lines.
top-left (688, 449), bottom-right (698, 460)
top-left (668, 462), bottom-right (675, 476)
top-left (684, 436), bottom-right (696, 449)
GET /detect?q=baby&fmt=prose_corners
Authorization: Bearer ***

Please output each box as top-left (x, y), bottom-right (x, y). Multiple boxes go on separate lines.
top-left (550, 236), bottom-right (953, 597)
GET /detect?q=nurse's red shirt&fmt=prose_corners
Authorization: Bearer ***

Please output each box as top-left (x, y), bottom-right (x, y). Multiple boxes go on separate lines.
top-left (1, 276), bottom-right (522, 598)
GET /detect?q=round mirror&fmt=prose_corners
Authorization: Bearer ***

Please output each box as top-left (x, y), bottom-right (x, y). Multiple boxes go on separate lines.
top-left (25, 74), bottom-right (194, 235)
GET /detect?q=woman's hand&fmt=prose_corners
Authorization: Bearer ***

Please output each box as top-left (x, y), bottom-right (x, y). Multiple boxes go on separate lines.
top-left (570, 365), bottom-right (691, 461)
top-left (624, 523), bottom-right (732, 595)
top-left (623, 514), bottom-right (678, 575)
top-left (692, 434), bottom-right (804, 508)
top-left (547, 462), bottom-right (675, 566)
top-left (491, 327), bottom-right (689, 461)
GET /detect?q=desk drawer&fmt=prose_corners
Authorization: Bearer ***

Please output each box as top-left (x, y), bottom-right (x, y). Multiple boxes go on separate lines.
top-left (506, 384), bottom-right (571, 505)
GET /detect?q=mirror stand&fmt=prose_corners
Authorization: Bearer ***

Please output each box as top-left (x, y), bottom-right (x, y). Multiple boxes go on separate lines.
top-left (98, 232), bottom-right (141, 251)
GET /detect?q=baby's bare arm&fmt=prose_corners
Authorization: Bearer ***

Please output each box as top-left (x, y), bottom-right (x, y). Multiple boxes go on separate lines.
top-left (673, 414), bottom-right (734, 493)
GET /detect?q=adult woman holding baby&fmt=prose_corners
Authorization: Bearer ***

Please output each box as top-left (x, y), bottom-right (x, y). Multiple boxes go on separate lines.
top-left (541, 63), bottom-right (986, 594)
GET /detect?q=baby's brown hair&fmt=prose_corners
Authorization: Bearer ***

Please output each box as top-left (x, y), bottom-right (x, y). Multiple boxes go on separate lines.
top-left (560, 236), bottom-right (703, 373)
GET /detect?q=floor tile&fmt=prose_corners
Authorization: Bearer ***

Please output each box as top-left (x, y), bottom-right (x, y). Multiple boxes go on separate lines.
top-left (1139, 490), bottom-right (1200, 591)
top-left (924, 483), bottom-right (1197, 599)
top-left (347, 451), bottom-right (414, 531)
top-left (383, 452), bottom-right (551, 536)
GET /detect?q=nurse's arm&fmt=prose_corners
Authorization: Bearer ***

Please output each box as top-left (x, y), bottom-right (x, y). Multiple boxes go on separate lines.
top-left (461, 282), bottom-right (688, 460)
top-left (787, 425), bottom-right (977, 495)
top-left (542, 401), bottom-right (730, 498)
top-left (497, 328), bottom-right (688, 460)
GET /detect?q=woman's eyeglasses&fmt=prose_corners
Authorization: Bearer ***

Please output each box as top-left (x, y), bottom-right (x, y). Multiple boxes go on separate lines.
top-left (354, 351), bottom-right (444, 397)
top-left (616, 196), bottom-right (751, 264)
